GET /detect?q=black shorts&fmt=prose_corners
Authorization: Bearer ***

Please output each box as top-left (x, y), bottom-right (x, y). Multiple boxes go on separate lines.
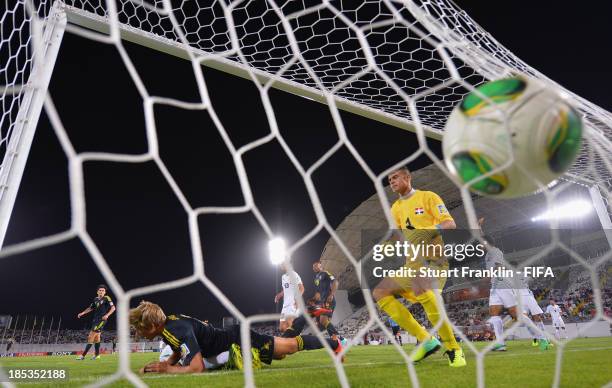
top-left (229, 325), bottom-right (275, 365)
top-left (392, 326), bottom-right (400, 336)
top-left (91, 320), bottom-right (106, 333)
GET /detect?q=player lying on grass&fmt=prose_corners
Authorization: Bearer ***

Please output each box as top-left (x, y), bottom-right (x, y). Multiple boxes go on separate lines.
top-left (130, 301), bottom-right (343, 374)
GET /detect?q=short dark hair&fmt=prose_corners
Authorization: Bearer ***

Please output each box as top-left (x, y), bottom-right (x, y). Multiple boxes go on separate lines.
top-left (97, 284), bottom-right (108, 292)
top-left (388, 166), bottom-right (411, 176)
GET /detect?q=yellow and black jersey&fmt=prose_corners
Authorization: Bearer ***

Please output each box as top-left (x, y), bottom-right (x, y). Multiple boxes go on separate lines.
top-left (161, 314), bottom-right (275, 366)
top-left (314, 271), bottom-right (335, 302)
top-left (90, 295), bottom-right (113, 322)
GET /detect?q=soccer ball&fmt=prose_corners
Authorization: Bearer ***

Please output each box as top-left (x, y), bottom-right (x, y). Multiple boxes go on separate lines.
top-left (442, 76), bottom-right (583, 198)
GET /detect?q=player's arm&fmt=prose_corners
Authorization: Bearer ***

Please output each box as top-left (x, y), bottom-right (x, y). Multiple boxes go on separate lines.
top-left (426, 192), bottom-right (456, 230)
top-left (103, 305), bottom-right (116, 320)
top-left (166, 349), bottom-right (181, 366)
top-left (77, 306), bottom-right (93, 318)
top-left (311, 292), bottom-right (321, 304)
top-left (142, 352), bottom-right (204, 374)
top-left (274, 290), bottom-right (284, 303)
top-left (437, 219), bottom-right (456, 230)
top-left (103, 298), bottom-right (116, 320)
top-left (326, 274), bottom-right (338, 304)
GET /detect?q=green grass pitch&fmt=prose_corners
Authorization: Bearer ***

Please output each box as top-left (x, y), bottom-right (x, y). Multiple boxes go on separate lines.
top-left (3, 338), bottom-right (611, 387)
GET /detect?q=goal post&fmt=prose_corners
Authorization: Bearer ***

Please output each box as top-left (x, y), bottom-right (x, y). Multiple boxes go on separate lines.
top-left (0, 2), bottom-right (66, 249)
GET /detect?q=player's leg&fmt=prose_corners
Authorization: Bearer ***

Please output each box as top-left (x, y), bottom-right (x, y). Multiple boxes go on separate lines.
top-left (279, 315), bottom-right (289, 333)
top-left (373, 277), bottom-right (433, 354)
top-left (281, 314), bottom-right (306, 338)
top-left (228, 329), bottom-right (342, 370)
top-left (488, 304), bottom-right (506, 351)
top-left (523, 296), bottom-right (549, 349)
top-left (521, 313), bottom-right (547, 349)
top-left (560, 322), bottom-right (567, 339)
top-left (93, 331), bottom-right (101, 359)
top-left (77, 330), bottom-right (96, 360)
top-left (92, 321), bottom-right (106, 359)
top-left (318, 311), bottom-right (339, 340)
top-left (392, 326), bottom-right (402, 345)
top-left (412, 276), bottom-right (465, 367)
top-left (531, 314), bottom-right (551, 349)
top-left (525, 313), bottom-right (542, 345)
top-left (273, 335), bottom-right (341, 358)
top-left (553, 322), bottom-right (561, 340)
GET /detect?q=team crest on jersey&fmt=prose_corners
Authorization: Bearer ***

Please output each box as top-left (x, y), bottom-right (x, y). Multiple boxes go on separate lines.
top-left (414, 207), bottom-right (424, 215)
top-left (284, 282), bottom-right (289, 288)
top-left (437, 204), bottom-right (447, 214)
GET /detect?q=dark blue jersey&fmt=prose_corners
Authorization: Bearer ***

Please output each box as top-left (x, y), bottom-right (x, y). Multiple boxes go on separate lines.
top-left (90, 295), bottom-right (113, 322)
top-left (314, 271), bottom-right (335, 302)
top-left (161, 314), bottom-right (237, 365)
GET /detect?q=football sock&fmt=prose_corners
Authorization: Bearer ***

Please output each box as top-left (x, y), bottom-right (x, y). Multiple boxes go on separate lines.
top-left (323, 321), bottom-right (339, 337)
top-left (489, 316), bottom-right (504, 345)
top-left (536, 320), bottom-right (546, 340)
top-left (416, 290), bottom-right (460, 351)
top-left (296, 335), bottom-right (338, 351)
top-left (281, 316), bottom-right (306, 338)
top-left (82, 343), bottom-right (93, 356)
top-left (523, 316), bottom-right (538, 338)
top-left (94, 342), bottom-right (100, 356)
top-left (377, 295), bottom-right (429, 342)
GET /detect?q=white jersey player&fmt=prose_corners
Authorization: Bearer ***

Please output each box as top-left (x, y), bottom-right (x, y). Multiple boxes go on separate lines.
top-left (546, 300), bottom-right (567, 339)
top-left (274, 263), bottom-right (304, 332)
top-left (480, 217), bottom-right (549, 351)
top-left (485, 245), bottom-right (518, 351)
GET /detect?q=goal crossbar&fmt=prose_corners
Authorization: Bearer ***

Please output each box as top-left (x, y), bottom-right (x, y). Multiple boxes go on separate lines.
top-left (62, 4), bottom-right (442, 141)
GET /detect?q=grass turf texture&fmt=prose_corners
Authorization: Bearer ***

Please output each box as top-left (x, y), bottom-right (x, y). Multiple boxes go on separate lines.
top-left (2, 338), bottom-right (611, 387)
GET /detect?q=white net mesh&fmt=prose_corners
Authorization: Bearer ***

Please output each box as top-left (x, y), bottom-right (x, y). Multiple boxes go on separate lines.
top-left (0, 0), bottom-right (611, 387)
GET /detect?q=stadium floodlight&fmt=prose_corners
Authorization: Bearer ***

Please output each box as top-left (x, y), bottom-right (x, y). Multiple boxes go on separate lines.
top-left (531, 199), bottom-right (593, 222)
top-left (268, 237), bottom-right (287, 265)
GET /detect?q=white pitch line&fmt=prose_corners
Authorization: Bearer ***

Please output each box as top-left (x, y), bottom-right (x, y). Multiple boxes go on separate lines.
top-left (61, 345), bottom-right (612, 382)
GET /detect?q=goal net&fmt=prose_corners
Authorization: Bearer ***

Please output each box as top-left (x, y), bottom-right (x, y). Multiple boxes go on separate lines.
top-left (1, 0), bottom-right (610, 387)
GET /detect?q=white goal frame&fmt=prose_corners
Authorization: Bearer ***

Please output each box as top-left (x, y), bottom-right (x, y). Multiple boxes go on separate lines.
top-left (1, 1), bottom-right (611, 388)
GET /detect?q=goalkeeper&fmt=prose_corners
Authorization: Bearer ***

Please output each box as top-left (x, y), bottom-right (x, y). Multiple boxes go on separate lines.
top-left (130, 301), bottom-right (343, 374)
top-left (372, 167), bottom-right (466, 367)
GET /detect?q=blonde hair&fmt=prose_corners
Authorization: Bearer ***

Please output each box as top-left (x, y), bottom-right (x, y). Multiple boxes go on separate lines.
top-left (129, 301), bottom-right (166, 331)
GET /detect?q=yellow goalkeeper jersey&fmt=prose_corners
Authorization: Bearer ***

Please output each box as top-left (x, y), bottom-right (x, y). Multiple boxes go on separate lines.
top-left (391, 190), bottom-right (454, 230)
top-left (391, 189), bottom-right (454, 263)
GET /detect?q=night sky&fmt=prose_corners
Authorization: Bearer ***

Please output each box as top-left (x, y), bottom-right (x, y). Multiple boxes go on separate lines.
top-left (1, 1), bottom-right (610, 329)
